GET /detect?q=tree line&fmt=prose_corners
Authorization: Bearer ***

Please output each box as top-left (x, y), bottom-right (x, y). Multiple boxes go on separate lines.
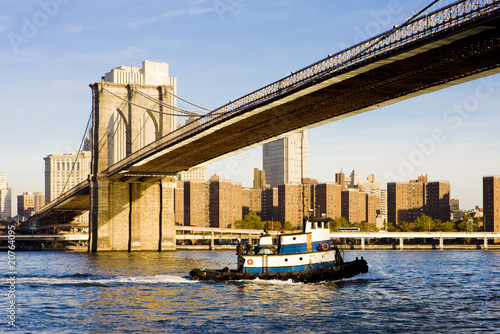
top-left (233, 212), bottom-right (483, 233)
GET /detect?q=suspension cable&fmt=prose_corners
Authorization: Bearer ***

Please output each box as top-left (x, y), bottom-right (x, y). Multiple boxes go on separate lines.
top-left (59, 109), bottom-right (92, 197)
top-left (102, 87), bottom-right (205, 117)
top-left (132, 89), bottom-right (204, 117)
top-left (162, 88), bottom-right (212, 112)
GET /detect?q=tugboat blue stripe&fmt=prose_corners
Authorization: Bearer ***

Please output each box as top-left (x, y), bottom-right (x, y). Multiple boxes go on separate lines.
top-left (244, 262), bottom-right (334, 274)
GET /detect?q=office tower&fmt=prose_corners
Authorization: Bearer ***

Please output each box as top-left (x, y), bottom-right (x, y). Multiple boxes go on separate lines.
top-left (253, 168), bottom-right (268, 189)
top-left (184, 181), bottom-right (209, 227)
top-left (335, 171), bottom-right (347, 191)
top-left (349, 170), bottom-right (361, 188)
top-left (315, 183), bottom-right (342, 219)
top-left (0, 172), bottom-right (12, 219)
top-left (388, 175), bottom-right (450, 225)
top-left (44, 151), bottom-right (91, 225)
top-left (263, 130), bottom-right (308, 188)
top-left (380, 189), bottom-right (388, 219)
top-left (33, 192), bottom-right (45, 213)
top-left (362, 174), bottom-right (380, 191)
top-left (17, 192), bottom-right (35, 219)
top-left (44, 151), bottom-right (92, 204)
top-left (483, 176), bottom-right (500, 232)
top-left (208, 175), bottom-right (242, 228)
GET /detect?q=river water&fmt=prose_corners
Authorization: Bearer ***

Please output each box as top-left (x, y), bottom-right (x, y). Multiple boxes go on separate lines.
top-left (2, 250), bottom-right (499, 333)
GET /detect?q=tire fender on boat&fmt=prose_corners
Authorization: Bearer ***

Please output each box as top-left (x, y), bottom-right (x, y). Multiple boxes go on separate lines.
top-left (321, 243), bottom-right (329, 251)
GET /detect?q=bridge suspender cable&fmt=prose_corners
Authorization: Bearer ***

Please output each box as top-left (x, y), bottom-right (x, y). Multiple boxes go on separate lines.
top-left (102, 87), bottom-right (209, 118)
top-left (59, 110), bottom-right (93, 197)
top-left (161, 88), bottom-right (212, 113)
top-left (132, 88), bottom-right (212, 114)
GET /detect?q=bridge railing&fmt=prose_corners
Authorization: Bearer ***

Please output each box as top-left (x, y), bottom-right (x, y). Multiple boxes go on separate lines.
top-left (106, 0), bottom-right (499, 175)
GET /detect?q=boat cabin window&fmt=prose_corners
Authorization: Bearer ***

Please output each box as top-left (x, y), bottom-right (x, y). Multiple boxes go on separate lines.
top-left (312, 222), bottom-right (317, 229)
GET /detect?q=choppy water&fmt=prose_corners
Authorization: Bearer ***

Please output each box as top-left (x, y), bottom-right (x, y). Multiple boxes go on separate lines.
top-left (2, 250), bottom-right (499, 333)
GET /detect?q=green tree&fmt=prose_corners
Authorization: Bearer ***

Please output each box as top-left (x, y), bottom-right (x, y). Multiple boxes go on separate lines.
top-left (265, 221), bottom-right (282, 231)
top-left (330, 216), bottom-right (349, 231)
top-left (281, 221), bottom-right (294, 231)
top-left (235, 211), bottom-right (265, 230)
top-left (435, 220), bottom-right (455, 232)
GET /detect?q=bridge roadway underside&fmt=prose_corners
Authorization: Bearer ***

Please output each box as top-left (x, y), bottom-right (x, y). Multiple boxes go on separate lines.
top-left (108, 16), bottom-right (500, 180)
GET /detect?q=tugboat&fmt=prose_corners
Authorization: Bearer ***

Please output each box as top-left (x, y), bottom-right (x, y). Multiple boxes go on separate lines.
top-left (190, 217), bottom-right (368, 283)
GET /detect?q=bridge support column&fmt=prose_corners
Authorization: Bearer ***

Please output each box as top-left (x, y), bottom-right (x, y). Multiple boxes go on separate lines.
top-left (399, 236), bottom-right (404, 250)
top-left (484, 237), bottom-right (488, 250)
top-left (361, 236), bottom-right (365, 250)
top-left (439, 237), bottom-right (444, 250)
top-left (89, 175), bottom-right (177, 252)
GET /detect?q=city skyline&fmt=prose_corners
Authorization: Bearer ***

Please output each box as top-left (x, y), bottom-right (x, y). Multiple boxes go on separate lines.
top-left (2, 1), bottom-right (500, 215)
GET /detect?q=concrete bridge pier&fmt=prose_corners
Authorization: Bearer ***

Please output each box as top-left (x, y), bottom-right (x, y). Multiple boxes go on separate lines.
top-left (484, 237), bottom-right (488, 250)
top-left (399, 236), bottom-right (404, 250)
top-left (439, 236), bottom-right (444, 250)
top-left (89, 176), bottom-right (177, 252)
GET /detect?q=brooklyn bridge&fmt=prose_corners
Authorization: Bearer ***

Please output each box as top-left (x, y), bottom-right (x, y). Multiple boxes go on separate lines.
top-left (28, 0), bottom-right (500, 252)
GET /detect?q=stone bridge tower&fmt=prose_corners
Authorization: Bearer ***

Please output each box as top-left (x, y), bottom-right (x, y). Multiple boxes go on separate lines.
top-left (89, 61), bottom-right (178, 252)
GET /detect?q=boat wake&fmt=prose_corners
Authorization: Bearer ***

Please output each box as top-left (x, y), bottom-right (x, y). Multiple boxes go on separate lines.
top-left (1, 274), bottom-right (197, 286)
top-left (342, 271), bottom-right (389, 281)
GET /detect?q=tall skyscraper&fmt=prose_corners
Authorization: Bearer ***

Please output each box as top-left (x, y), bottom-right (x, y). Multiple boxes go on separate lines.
top-left (483, 176), bottom-right (500, 232)
top-left (44, 151), bottom-right (91, 225)
top-left (17, 192), bottom-right (36, 219)
top-left (263, 130), bottom-right (308, 188)
top-left (253, 168), bottom-right (268, 189)
top-left (0, 172), bottom-right (12, 219)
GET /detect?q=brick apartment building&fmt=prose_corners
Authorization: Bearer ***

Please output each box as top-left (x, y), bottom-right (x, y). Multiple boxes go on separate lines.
top-left (483, 176), bottom-right (500, 232)
top-left (388, 175), bottom-right (450, 225)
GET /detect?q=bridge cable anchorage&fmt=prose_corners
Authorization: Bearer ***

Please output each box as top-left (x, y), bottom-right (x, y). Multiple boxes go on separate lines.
top-left (132, 87), bottom-right (212, 113)
top-left (101, 87), bottom-right (206, 118)
top-left (59, 109), bottom-right (93, 197)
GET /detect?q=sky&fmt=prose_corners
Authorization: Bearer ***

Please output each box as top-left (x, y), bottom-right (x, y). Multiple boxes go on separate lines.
top-left (1, 0), bottom-right (499, 215)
